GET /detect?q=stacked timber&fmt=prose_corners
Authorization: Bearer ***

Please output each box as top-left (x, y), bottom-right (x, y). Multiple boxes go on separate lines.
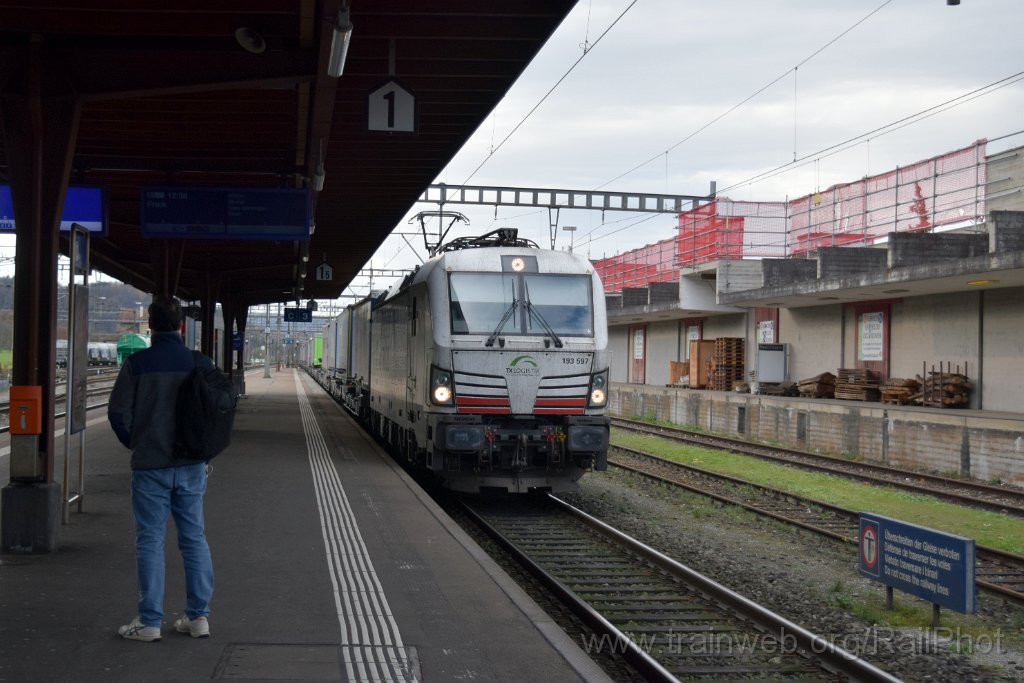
top-left (797, 372), bottom-right (836, 399)
top-left (758, 382), bottom-right (799, 396)
top-left (834, 368), bottom-right (881, 402)
top-left (920, 362), bottom-right (971, 408)
top-left (710, 338), bottom-right (745, 391)
top-left (880, 378), bottom-right (921, 405)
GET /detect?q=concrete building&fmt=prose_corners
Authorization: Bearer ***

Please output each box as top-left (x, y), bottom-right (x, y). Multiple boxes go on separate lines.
top-left (601, 141), bottom-right (1024, 485)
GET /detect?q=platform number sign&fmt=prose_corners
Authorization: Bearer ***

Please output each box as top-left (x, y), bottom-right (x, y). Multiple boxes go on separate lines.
top-left (283, 308), bottom-right (312, 323)
top-left (316, 262), bottom-right (333, 281)
top-left (368, 80), bottom-right (416, 133)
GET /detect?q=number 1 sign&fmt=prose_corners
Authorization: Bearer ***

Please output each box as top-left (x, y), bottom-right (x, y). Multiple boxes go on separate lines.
top-left (368, 80), bottom-right (416, 133)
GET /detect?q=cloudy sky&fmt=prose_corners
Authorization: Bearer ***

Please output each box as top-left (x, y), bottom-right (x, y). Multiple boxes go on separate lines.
top-left (350, 0), bottom-right (1024, 298)
top-left (7, 1), bottom-right (1020, 294)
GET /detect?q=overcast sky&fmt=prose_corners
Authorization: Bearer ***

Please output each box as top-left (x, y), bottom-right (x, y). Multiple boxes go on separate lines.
top-left (7, 1), bottom-right (1021, 296)
top-left (350, 0), bottom-right (1024, 298)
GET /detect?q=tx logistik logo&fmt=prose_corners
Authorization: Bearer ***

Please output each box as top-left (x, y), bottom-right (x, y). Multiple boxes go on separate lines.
top-left (506, 355), bottom-right (540, 376)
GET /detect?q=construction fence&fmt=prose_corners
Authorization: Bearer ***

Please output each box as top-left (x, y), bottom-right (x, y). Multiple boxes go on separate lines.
top-left (594, 141), bottom-right (988, 292)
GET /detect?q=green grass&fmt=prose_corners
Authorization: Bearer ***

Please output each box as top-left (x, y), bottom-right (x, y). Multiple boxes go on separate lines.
top-left (0, 350), bottom-right (10, 373)
top-left (612, 430), bottom-right (1024, 554)
top-left (629, 414), bottom-right (707, 434)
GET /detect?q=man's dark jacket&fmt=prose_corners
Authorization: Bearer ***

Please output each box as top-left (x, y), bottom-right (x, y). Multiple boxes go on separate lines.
top-left (108, 331), bottom-right (214, 469)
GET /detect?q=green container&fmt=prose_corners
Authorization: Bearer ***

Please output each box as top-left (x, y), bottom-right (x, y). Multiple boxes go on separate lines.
top-left (116, 333), bottom-right (150, 366)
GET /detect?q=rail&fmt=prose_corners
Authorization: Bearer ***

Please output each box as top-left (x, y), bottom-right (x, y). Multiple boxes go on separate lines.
top-left (610, 417), bottom-right (1024, 518)
top-left (461, 494), bottom-right (901, 683)
top-left (609, 444), bottom-right (1024, 605)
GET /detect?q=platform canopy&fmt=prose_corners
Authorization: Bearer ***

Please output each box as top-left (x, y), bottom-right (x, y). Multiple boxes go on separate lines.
top-left (0, 1), bottom-right (577, 306)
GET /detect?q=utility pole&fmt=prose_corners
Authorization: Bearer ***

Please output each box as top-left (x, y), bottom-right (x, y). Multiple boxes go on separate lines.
top-left (263, 302), bottom-right (271, 379)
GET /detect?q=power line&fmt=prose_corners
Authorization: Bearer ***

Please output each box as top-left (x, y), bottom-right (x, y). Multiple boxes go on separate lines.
top-left (595, 0), bottom-right (894, 190)
top-left (374, 3), bottom-right (639, 275)
top-left (718, 71), bottom-right (1024, 194)
top-left (458, 0), bottom-right (640, 187)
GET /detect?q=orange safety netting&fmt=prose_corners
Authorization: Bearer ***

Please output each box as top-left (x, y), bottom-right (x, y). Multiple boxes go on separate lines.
top-left (594, 141), bottom-right (987, 291)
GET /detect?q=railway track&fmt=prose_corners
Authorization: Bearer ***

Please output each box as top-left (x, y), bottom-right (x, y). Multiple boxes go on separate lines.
top-left (610, 417), bottom-right (1024, 518)
top-left (461, 494), bottom-right (900, 683)
top-left (610, 445), bottom-right (1024, 605)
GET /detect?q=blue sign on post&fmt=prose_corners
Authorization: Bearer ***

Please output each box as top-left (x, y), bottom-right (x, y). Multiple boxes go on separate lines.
top-left (231, 332), bottom-right (243, 351)
top-left (859, 513), bottom-right (976, 613)
top-left (140, 187), bottom-right (310, 240)
top-left (0, 185), bottom-right (106, 234)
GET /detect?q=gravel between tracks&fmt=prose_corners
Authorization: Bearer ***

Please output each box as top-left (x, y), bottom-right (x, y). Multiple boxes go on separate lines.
top-left (560, 468), bottom-right (1024, 683)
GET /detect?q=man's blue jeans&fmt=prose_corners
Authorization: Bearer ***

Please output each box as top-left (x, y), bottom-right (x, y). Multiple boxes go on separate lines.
top-left (131, 463), bottom-right (214, 627)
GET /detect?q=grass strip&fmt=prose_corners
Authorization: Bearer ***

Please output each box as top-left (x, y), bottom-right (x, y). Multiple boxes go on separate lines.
top-left (612, 430), bottom-right (1024, 555)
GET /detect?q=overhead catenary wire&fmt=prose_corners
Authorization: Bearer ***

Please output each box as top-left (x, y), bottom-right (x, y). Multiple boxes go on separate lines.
top-left (596, 0), bottom-right (894, 190)
top-left (717, 70), bottom-right (1024, 195)
top-left (457, 0), bottom-right (640, 188)
top-left (370, 1), bottom-right (639, 279)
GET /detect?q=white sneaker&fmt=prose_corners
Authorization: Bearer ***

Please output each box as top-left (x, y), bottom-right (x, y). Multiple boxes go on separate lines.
top-left (118, 616), bottom-right (161, 642)
top-left (174, 613), bottom-right (210, 638)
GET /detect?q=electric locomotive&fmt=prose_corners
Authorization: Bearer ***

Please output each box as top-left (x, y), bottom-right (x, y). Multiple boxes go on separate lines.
top-left (365, 229), bottom-right (609, 493)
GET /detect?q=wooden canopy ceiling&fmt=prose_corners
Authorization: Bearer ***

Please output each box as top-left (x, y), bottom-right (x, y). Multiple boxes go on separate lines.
top-left (0, 1), bottom-right (577, 307)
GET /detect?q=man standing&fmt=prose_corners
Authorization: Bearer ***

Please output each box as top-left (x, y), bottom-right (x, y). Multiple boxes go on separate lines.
top-left (108, 296), bottom-right (214, 641)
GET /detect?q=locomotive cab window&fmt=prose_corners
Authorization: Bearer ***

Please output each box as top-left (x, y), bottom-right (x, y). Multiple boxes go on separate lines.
top-left (448, 272), bottom-right (593, 337)
top-left (524, 274), bottom-right (593, 337)
top-left (449, 273), bottom-right (517, 334)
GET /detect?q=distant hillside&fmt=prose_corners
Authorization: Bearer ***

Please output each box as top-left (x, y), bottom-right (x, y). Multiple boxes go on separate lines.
top-left (0, 278), bottom-right (151, 353)
top-left (0, 277), bottom-right (150, 311)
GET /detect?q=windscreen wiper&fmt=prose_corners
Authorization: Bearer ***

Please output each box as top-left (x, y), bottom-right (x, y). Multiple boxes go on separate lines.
top-left (485, 297), bottom-right (518, 347)
top-left (524, 281), bottom-right (563, 348)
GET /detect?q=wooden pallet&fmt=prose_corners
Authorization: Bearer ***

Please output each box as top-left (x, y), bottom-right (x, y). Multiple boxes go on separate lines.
top-left (835, 386), bottom-right (881, 402)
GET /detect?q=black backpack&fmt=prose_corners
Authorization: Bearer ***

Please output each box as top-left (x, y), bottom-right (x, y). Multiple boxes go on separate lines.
top-left (175, 351), bottom-right (239, 460)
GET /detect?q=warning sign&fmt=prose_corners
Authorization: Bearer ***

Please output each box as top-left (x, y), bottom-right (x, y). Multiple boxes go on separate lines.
top-left (860, 519), bottom-right (879, 576)
top-left (858, 513), bottom-right (976, 613)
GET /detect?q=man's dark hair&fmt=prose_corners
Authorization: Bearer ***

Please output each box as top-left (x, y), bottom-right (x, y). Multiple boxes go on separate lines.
top-left (149, 296), bottom-right (183, 333)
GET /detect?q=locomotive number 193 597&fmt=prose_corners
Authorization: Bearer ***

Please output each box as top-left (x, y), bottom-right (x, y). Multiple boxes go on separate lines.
top-left (561, 356), bottom-right (588, 365)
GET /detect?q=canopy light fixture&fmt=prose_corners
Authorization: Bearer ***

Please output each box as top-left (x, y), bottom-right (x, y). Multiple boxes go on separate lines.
top-left (235, 27), bottom-right (266, 54)
top-left (328, 9), bottom-right (353, 77)
top-left (312, 138), bottom-right (325, 191)
top-left (313, 161), bottom-right (325, 192)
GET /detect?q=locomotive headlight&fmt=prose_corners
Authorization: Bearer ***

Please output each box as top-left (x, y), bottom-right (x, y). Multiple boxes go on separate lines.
top-left (431, 365), bottom-right (454, 405)
top-left (588, 370), bottom-right (608, 407)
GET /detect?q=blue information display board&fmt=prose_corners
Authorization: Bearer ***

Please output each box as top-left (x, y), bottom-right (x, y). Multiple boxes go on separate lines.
top-left (141, 187), bottom-right (310, 240)
top-left (0, 185), bottom-right (106, 234)
top-left (859, 513), bottom-right (976, 613)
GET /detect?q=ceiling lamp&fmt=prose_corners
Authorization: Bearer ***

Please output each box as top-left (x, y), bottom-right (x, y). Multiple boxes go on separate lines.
top-left (313, 161), bottom-right (325, 192)
top-left (312, 139), bottom-right (326, 192)
top-left (234, 27), bottom-right (266, 54)
top-left (328, 9), bottom-right (353, 77)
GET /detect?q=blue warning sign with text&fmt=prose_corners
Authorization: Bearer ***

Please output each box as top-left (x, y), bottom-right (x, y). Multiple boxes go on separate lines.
top-left (858, 513), bottom-right (976, 613)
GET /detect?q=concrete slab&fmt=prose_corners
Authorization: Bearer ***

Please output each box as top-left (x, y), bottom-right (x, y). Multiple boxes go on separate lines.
top-left (0, 369), bottom-right (611, 683)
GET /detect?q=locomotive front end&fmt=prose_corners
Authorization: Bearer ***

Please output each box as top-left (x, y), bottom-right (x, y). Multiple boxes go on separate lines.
top-left (426, 247), bottom-right (610, 493)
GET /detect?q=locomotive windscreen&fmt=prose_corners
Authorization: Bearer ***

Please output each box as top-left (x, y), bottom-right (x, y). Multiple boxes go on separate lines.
top-left (449, 273), bottom-right (593, 337)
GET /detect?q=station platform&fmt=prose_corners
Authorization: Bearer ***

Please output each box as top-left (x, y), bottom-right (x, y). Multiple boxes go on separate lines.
top-left (0, 369), bottom-right (611, 682)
